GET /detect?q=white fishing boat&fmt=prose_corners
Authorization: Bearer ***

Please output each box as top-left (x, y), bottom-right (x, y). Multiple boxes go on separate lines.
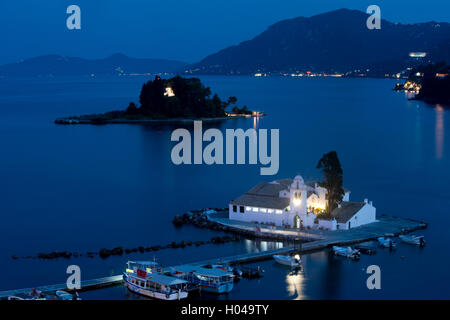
top-left (399, 234), bottom-right (425, 246)
top-left (123, 261), bottom-right (188, 300)
top-left (273, 254), bottom-right (301, 267)
top-left (332, 246), bottom-right (360, 260)
top-left (169, 265), bottom-right (234, 294)
top-left (377, 237), bottom-right (396, 248)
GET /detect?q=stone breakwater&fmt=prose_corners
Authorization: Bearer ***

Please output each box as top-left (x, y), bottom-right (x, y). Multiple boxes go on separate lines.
top-left (12, 235), bottom-right (240, 260)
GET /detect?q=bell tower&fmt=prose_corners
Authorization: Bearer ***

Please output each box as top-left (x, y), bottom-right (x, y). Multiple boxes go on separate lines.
top-left (289, 175), bottom-right (307, 216)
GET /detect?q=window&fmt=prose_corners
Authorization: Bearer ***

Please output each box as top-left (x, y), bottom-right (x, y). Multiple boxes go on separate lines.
top-left (260, 208), bottom-right (267, 213)
top-left (246, 207), bottom-right (251, 211)
top-left (268, 209), bottom-right (274, 213)
top-left (239, 206), bottom-right (244, 213)
top-left (232, 205), bottom-right (237, 212)
top-left (252, 207), bottom-right (259, 212)
top-left (275, 209), bottom-right (283, 214)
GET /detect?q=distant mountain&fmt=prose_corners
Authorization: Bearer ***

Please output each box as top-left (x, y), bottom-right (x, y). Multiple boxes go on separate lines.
top-left (186, 9), bottom-right (450, 76)
top-left (0, 53), bottom-right (187, 77)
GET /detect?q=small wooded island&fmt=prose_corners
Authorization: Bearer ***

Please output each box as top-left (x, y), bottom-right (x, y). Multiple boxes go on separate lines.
top-left (55, 76), bottom-right (259, 124)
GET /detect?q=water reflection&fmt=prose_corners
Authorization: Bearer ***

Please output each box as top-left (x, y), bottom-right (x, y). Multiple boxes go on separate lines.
top-left (285, 268), bottom-right (305, 300)
top-left (436, 104), bottom-right (444, 160)
top-left (243, 239), bottom-right (283, 252)
top-left (253, 116), bottom-right (260, 130)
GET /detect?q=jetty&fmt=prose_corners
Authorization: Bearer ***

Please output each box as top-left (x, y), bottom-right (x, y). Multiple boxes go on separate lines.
top-left (0, 214), bottom-right (426, 299)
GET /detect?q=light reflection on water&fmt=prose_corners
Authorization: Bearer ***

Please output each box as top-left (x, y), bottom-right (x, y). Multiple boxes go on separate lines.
top-left (244, 239), bottom-right (284, 252)
top-left (435, 104), bottom-right (444, 160)
top-left (286, 269), bottom-right (305, 300)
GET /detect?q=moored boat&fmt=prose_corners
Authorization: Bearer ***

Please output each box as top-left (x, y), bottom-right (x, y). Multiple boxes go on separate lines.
top-left (169, 265), bottom-right (234, 294)
top-left (55, 290), bottom-right (81, 300)
top-left (123, 261), bottom-right (188, 300)
top-left (273, 254), bottom-right (301, 267)
top-left (205, 263), bottom-right (242, 280)
top-left (377, 237), bottom-right (396, 248)
top-left (7, 289), bottom-right (80, 301)
top-left (332, 246), bottom-right (360, 260)
top-left (399, 234), bottom-right (425, 246)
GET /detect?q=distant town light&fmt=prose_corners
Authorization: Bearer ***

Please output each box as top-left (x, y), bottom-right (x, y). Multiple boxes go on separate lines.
top-left (409, 52), bottom-right (427, 58)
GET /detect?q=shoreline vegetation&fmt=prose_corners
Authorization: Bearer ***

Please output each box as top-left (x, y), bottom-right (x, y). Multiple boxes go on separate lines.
top-left (394, 62), bottom-right (450, 105)
top-left (55, 75), bottom-right (262, 124)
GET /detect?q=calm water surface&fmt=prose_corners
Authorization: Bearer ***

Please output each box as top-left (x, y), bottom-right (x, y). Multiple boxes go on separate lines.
top-left (0, 75), bottom-right (449, 299)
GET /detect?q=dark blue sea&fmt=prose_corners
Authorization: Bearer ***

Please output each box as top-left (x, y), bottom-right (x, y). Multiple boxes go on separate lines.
top-left (0, 75), bottom-right (449, 299)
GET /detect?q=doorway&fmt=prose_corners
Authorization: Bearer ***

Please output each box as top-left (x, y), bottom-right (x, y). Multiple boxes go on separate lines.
top-left (294, 215), bottom-right (300, 229)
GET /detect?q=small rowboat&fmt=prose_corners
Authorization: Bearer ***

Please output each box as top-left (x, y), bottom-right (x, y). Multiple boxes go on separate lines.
top-left (377, 237), bottom-right (396, 248)
top-left (399, 235), bottom-right (425, 246)
top-left (332, 246), bottom-right (360, 260)
top-left (273, 254), bottom-right (301, 267)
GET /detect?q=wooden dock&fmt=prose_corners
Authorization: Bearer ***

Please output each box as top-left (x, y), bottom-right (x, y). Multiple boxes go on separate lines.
top-left (0, 215), bottom-right (426, 299)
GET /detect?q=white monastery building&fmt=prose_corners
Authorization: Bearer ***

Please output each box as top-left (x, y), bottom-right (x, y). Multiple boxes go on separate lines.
top-left (229, 175), bottom-right (376, 230)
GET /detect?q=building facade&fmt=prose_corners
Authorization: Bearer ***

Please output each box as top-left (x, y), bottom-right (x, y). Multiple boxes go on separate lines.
top-left (229, 174), bottom-right (376, 230)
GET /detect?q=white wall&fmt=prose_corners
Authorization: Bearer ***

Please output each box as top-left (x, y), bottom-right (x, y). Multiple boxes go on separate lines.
top-left (229, 204), bottom-right (286, 226)
top-left (337, 202), bottom-right (376, 229)
top-left (343, 191), bottom-right (350, 202)
top-left (349, 202), bottom-right (376, 228)
top-left (337, 222), bottom-right (348, 230)
top-left (318, 219), bottom-right (337, 230)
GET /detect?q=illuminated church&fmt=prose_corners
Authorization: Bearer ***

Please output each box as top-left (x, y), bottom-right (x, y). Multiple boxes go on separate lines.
top-left (229, 175), bottom-right (376, 230)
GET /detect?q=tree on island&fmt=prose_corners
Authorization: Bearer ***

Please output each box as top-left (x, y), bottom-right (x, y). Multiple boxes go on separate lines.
top-left (316, 151), bottom-right (345, 215)
top-left (126, 75), bottom-right (244, 119)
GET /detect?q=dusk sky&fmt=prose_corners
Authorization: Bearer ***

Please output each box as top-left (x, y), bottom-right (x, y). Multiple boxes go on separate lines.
top-left (1, 0), bottom-right (449, 65)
